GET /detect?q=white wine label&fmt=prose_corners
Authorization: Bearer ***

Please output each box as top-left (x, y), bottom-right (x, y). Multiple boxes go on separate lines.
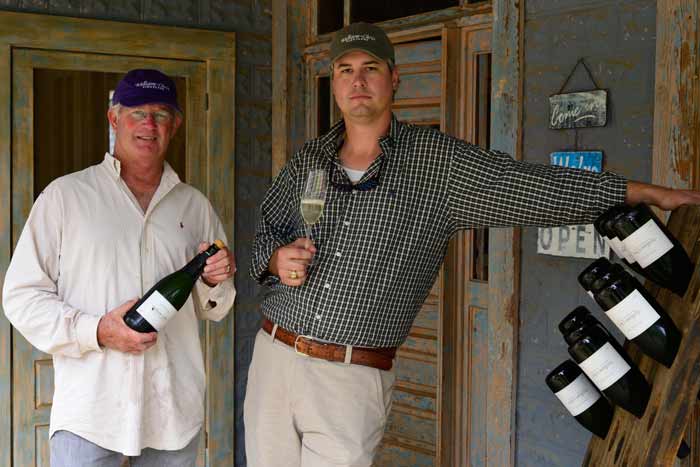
top-left (135, 291), bottom-right (177, 331)
top-left (578, 342), bottom-right (631, 390)
top-left (609, 236), bottom-right (636, 264)
top-left (605, 289), bottom-right (660, 339)
top-left (554, 373), bottom-right (601, 416)
top-left (622, 219), bottom-right (673, 268)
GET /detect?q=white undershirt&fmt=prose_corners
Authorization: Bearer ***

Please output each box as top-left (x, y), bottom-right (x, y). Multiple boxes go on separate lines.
top-left (343, 166), bottom-right (366, 183)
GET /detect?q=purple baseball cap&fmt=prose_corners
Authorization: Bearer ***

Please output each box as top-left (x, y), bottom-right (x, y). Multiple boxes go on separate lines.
top-left (112, 69), bottom-right (181, 113)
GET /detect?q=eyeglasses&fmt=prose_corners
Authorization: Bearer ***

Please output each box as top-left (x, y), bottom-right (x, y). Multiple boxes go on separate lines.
top-left (126, 109), bottom-right (174, 124)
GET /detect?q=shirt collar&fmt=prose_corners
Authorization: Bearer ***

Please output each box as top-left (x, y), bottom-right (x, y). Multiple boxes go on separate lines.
top-left (102, 152), bottom-right (181, 190)
top-left (320, 113), bottom-right (402, 162)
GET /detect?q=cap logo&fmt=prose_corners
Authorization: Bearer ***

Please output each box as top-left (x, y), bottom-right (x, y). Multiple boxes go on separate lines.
top-left (341, 33), bottom-right (376, 43)
top-left (134, 80), bottom-right (170, 92)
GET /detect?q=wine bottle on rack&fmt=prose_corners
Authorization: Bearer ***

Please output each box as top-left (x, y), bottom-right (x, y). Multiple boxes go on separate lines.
top-left (124, 240), bottom-right (224, 333)
top-left (594, 205), bottom-right (645, 276)
top-left (546, 360), bottom-right (614, 439)
top-left (559, 306), bottom-right (631, 364)
top-left (568, 325), bottom-right (651, 418)
top-left (593, 265), bottom-right (681, 368)
top-left (612, 203), bottom-right (693, 296)
top-left (578, 258), bottom-right (612, 299)
top-left (559, 310), bottom-right (691, 458)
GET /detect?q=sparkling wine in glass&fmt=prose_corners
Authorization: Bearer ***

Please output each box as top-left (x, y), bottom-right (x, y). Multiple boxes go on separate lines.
top-left (300, 169), bottom-right (327, 241)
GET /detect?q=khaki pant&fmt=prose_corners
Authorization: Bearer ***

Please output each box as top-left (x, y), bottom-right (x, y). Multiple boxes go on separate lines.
top-left (244, 329), bottom-right (395, 467)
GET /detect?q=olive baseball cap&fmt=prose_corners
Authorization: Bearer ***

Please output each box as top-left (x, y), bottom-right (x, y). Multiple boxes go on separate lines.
top-left (329, 22), bottom-right (395, 67)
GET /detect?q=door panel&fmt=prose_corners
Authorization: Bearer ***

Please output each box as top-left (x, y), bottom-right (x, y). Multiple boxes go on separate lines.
top-left (305, 24), bottom-right (492, 466)
top-left (374, 36), bottom-right (443, 466)
top-left (439, 23), bottom-right (493, 467)
top-left (11, 48), bottom-right (206, 467)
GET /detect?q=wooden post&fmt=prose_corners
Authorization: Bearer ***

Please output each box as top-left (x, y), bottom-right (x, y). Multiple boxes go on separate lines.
top-left (489, 1), bottom-right (523, 466)
top-left (652, 0), bottom-right (699, 192)
top-left (272, 0), bottom-right (288, 178)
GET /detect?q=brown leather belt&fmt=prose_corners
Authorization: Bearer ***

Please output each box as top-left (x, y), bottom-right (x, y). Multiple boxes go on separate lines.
top-left (261, 318), bottom-right (396, 371)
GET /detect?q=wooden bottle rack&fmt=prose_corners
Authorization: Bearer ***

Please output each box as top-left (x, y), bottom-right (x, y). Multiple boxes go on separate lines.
top-left (584, 206), bottom-right (700, 466)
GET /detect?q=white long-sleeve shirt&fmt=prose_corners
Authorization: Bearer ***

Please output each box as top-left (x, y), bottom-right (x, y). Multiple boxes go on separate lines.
top-left (2, 153), bottom-right (235, 455)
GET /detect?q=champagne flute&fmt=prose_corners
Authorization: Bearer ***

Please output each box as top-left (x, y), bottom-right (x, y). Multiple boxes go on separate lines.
top-left (300, 169), bottom-right (327, 262)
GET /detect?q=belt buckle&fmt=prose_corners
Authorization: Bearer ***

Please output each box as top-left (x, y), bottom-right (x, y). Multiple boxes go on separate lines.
top-left (294, 334), bottom-right (314, 357)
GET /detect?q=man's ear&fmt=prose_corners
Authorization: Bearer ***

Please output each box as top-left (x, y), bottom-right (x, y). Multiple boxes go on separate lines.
top-left (171, 114), bottom-right (183, 136)
top-left (392, 67), bottom-right (400, 90)
top-left (107, 108), bottom-right (118, 130)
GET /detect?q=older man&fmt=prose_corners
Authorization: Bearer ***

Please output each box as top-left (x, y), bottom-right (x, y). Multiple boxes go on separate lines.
top-left (3, 69), bottom-right (236, 466)
top-left (247, 22), bottom-right (700, 467)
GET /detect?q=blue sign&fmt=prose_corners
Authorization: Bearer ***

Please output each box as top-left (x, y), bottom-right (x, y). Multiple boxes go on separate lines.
top-left (550, 151), bottom-right (602, 172)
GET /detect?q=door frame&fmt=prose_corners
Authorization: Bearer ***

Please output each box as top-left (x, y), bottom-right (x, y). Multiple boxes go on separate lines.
top-left (0, 11), bottom-right (236, 466)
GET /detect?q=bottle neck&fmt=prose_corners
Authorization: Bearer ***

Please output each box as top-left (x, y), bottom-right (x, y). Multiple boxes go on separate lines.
top-left (181, 244), bottom-right (221, 280)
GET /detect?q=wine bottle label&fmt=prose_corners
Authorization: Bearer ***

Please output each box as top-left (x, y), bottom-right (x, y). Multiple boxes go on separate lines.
top-left (622, 219), bottom-right (673, 268)
top-left (554, 373), bottom-right (601, 416)
top-left (605, 289), bottom-right (661, 339)
top-left (136, 291), bottom-right (178, 331)
top-left (609, 236), bottom-right (636, 264)
top-left (578, 342), bottom-right (631, 390)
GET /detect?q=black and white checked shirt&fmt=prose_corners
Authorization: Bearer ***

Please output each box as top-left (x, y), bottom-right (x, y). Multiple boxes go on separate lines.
top-left (251, 116), bottom-right (627, 347)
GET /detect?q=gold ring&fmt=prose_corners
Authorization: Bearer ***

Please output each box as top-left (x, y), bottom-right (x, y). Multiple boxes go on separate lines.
top-left (289, 270), bottom-right (299, 280)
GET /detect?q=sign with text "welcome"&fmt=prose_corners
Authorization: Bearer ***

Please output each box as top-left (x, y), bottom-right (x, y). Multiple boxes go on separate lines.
top-left (549, 90), bottom-right (607, 129)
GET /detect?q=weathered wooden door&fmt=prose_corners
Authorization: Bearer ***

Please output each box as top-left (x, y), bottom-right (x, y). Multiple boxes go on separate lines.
top-left (10, 48), bottom-right (209, 466)
top-left (440, 24), bottom-right (495, 467)
top-left (372, 33), bottom-right (444, 467)
top-left (374, 23), bottom-right (492, 467)
top-left (0, 13), bottom-right (235, 466)
top-left (306, 22), bottom-right (494, 467)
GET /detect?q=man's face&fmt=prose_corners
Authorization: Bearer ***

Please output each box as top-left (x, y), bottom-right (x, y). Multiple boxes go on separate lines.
top-left (108, 103), bottom-right (181, 163)
top-left (331, 51), bottom-right (398, 123)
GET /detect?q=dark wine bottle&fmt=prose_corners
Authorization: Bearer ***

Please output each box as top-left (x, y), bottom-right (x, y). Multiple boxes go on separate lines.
top-left (546, 360), bottom-right (614, 439)
top-left (612, 203), bottom-right (693, 296)
top-left (578, 258), bottom-right (612, 299)
top-left (594, 266), bottom-right (681, 368)
top-left (595, 205), bottom-right (648, 278)
top-left (559, 306), bottom-right (631, 365)
top-left (568, 325), bottom-right (651, 418)
top-left (124, 240), bottom-right (224, 332)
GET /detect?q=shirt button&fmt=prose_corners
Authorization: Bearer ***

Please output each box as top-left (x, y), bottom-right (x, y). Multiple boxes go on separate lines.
top-left (343, 221), bottom-right (350, 226)
top-left (335, 251), bottom-right (342, 257)
top-left (324, 283), bottom-right (331, 289)
top-left (315, 314), bottom-right (322, 320)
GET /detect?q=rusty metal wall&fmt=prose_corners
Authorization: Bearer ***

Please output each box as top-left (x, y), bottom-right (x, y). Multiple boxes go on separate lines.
top-left (518, 0), bottom-right (656, 465)
top-left (0, 2), bottom-right (271, 466)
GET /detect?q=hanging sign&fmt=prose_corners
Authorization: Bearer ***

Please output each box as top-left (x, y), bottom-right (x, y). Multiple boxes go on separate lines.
top-left (549, 58), bottom-right (608, 130)
top-left (537, 151), bottom-right (609, 259)
top-left (549, 90), bottom-right (607, 129)
top-left (549, 151), bottom-right (602, 172)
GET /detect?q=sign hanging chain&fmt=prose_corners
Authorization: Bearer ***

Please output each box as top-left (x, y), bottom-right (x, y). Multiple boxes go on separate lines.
top-left (557, 58), bottom-right (602, 95)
